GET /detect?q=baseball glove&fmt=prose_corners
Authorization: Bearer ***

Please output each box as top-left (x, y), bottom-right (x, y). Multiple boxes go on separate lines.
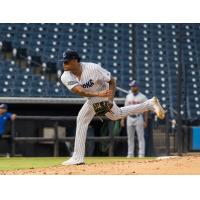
top-left (93, 101), bottom-right (113, 116)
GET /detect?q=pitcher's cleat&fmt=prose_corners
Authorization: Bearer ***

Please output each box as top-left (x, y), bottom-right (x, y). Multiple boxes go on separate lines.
top-left (151, 97), bottom-right (166, 119)
top-left (62, 157), bottom-right (85, 166)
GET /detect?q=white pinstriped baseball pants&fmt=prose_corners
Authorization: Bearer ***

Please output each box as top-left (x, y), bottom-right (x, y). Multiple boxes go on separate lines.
top-left (72, 99), bottom-right (154, 162)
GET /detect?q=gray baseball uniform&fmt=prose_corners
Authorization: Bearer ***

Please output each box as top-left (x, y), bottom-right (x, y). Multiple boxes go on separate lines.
top-left (125, 91), bottom-right (147, 157)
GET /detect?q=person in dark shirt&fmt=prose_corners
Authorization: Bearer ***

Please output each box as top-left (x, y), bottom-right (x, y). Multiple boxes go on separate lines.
top-left (0, 103), bottom-right (16, 138)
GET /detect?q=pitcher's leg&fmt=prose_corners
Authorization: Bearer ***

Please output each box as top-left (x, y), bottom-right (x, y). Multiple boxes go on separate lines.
top-left (62, 103), bottom-right (95, 165)
top-left (120, 100), bottom-right (153, 118)
top-left (106, 100), bottom-right (153, 120)
top-left (106, 97), bottom-right (165, 121)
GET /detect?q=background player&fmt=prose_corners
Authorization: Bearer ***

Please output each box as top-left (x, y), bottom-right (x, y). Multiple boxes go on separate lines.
top-left (0, 103), bottom-right (16, 138)
top-left (121, 81), bottom-right (148, 158)
top-left (60, 50), bottom-right (165, 165)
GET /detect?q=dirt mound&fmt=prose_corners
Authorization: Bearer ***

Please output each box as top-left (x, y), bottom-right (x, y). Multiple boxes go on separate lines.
top-left (1, 155), bottom-right (200, 175)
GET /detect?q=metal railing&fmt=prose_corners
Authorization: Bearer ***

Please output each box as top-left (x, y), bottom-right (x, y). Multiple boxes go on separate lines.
top-left (10, 115), bottom-right (127, 157)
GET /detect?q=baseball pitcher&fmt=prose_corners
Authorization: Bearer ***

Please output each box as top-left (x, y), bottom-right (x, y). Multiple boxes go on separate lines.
top-left (60, 50), bottom-right (165, 165)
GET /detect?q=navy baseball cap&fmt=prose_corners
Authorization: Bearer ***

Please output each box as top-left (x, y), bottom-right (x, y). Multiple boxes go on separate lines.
top-left (59, 50), bottom-right (81, 62)
top-left (0, 103), bottom-right (8, 109)
top-left (129, 80), bottom-right (138, 87)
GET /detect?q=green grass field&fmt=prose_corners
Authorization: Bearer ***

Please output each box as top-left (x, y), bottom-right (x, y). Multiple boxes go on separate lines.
top-left (0, 157), bottom-right (154, 170)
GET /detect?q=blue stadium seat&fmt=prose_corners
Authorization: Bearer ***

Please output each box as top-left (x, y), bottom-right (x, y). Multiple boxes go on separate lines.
top-left (0, 87), bottom-right (12, 97)
top-left (29, 87), bottom-right (47, 97)
top-left (12, 87), bottom-right (30, 97)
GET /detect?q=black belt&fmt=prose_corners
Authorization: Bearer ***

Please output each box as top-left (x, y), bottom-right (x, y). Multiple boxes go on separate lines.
top-left (130, 114), bottom-right (141, 118)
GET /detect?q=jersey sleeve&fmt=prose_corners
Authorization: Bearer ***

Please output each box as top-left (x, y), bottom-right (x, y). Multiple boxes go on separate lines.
top-left (61, 72), bottom-right (79, 90)
top-left (96, 65), bottom-right (111, 82)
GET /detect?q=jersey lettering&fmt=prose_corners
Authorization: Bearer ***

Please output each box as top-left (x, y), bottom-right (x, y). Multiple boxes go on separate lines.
top-left (82, 79), bottom-right (94, 88)
top-left (128, 100), bottom-right (143, 105)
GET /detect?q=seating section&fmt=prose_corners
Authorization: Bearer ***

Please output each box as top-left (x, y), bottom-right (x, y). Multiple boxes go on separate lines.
top-left (0, 23), bottom-right (134, 91)
top-left (0, 23), bottom-right (200, 119)
top-left (135, 23), bottom-right (200, 119)
top-left (0, 57), bottom-right (76, 97)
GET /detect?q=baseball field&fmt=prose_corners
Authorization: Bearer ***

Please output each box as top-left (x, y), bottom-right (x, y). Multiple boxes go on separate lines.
top-left (0, 154), bottom-right (200, 175)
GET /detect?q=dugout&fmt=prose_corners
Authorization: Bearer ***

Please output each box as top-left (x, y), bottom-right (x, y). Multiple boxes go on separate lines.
top-left (0, 97), bottom-right (130, 157)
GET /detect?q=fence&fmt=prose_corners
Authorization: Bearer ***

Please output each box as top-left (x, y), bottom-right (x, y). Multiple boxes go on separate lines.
top-left (10, 115), bottom-right (127, 157)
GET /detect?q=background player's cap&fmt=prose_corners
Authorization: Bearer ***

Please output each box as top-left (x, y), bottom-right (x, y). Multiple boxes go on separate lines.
top-left (59, 50), bottom-right (81, 62)
top-left (0, 103), bottom-right (8, 109)
top-left (129, 80), bottom-right (138, 87)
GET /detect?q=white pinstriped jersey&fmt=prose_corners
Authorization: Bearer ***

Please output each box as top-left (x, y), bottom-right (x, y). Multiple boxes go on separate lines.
top-left (61, 62), bottom-right (111, 105)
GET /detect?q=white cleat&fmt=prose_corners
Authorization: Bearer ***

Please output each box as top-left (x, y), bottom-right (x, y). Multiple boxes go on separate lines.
top-left (151, 97), bottom-right (166, 120)
top-left (62, 157), bottom-right (85, 166)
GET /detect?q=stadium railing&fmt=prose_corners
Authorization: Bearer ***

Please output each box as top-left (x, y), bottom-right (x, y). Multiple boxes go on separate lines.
top-left (10, 116), bottom-right (127, 157)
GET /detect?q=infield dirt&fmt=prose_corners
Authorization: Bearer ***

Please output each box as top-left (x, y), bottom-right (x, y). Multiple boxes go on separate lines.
top-left (1, 155), bottom-right (200, 175)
